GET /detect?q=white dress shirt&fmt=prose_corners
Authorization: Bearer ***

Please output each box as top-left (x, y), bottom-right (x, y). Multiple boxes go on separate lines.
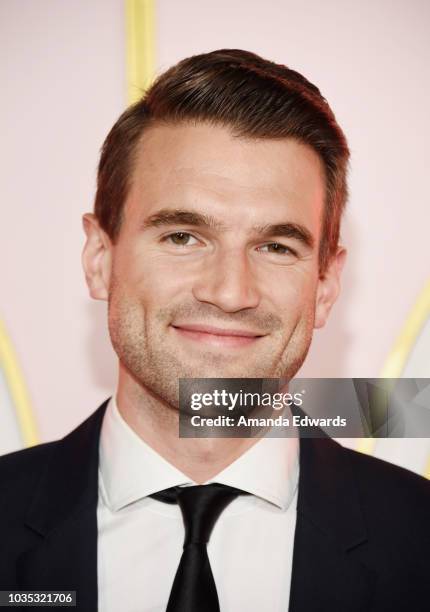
top-left (97, 395), bottom-right (299, 612)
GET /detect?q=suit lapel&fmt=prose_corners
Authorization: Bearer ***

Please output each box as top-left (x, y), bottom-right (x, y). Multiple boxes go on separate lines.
top-left (17, 400), bottom-right (109, 611)
top-left (289, 434), bottom-right (377, 612)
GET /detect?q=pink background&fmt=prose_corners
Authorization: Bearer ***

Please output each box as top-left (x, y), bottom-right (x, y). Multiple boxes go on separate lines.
top-left (1, 1), bottom-right (429, 456)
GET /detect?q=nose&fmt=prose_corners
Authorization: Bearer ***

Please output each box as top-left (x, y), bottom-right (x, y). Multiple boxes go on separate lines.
top-left (192, 248), bottom-right (261, 313)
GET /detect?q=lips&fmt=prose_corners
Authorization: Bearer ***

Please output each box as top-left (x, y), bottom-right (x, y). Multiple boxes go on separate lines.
top-left (171, 323), bottom-right (265, 347)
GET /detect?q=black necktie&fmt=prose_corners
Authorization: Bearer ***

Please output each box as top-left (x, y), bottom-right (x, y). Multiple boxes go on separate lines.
top-left (150, 483), bottom-right (245, 612)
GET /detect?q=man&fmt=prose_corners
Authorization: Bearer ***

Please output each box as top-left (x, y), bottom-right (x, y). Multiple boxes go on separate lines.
top-left (0, 49), bottom-right (428, 611)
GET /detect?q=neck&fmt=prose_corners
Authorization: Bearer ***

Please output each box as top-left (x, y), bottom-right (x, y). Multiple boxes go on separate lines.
top-left (115, 365), bottom-right (261, 484)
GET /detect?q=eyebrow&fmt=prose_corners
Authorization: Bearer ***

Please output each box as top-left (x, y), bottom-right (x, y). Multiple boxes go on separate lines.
top-left (253, 222), bottom-right (314, 249)
top-left (141, 208), bottom-right (314, 249)
top-left (141, 209), bottom-right (227, 232)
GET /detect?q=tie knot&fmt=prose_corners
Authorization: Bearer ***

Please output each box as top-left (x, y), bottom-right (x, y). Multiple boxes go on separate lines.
top-left (151, 483), bottom-right (244, 546)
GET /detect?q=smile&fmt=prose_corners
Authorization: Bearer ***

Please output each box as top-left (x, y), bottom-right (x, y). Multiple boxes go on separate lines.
top-left (170, 324), bottom-right (265, 348)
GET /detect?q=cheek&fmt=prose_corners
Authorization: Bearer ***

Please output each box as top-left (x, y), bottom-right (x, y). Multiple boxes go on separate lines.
top-left (260, 268), bottom-right (317, 313)
top-left (114, 248), bottom-right (192, 309)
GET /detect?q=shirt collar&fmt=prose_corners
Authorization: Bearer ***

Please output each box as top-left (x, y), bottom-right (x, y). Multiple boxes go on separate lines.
top-left (99, 395), bottom-right (299, 513)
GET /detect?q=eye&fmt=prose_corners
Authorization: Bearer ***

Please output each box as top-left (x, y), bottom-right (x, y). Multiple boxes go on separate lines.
top-left (257, 243), bottom-right (296, 256)
top-left (163, 232), bottom-right (199, 246)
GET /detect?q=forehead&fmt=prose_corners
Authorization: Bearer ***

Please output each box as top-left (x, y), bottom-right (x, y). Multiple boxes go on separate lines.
top-left (125, 122), bottom-right (325, 230)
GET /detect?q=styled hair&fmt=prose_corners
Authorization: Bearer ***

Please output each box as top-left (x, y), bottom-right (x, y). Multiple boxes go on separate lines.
top-left (94, 49), bottom-right (350, 273)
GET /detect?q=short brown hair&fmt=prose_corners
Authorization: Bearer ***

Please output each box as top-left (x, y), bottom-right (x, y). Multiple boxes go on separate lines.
top-left (94, 49), bottom-right (349, 273)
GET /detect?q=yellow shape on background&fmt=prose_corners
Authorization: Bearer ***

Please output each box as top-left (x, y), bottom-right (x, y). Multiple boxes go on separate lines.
top-left (381, 280), bottom-right (430, 379)
top-left (357, 280), bottom-right (430, 477)
top-left (0, 319), bottom-right (39, 447)
top-left (125, 0), bottom-right (155, 105)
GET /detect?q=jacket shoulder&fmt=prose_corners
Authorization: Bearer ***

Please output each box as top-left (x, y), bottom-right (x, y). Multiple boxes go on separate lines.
top-left (344, 444), bottom-right (429, 495)
top-left (0, 442), bottom-right (58, 510)
top-left (344, 445), bottom-right (430, 536)
top-left (0, 441), bottom-right (57, 476)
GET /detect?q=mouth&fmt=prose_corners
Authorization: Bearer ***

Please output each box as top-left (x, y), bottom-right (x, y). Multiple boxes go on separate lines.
top-left (170, 323), bottom-right (266, 348)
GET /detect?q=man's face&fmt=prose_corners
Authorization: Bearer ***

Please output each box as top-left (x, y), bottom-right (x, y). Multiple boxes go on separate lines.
top-left (83, 122), bottom-right (344, 408)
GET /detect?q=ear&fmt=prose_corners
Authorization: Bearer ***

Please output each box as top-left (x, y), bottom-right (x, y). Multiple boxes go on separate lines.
top-left (314, 247), bottom-right (347, 329)
top-left (81, 213), bottom-right (112, 301)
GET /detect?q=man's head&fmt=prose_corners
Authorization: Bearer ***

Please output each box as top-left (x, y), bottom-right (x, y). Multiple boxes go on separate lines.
top-left (82, 49), bottom-right (349, 408)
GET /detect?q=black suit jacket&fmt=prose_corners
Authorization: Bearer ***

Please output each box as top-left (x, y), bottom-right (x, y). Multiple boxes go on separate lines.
top-left (0, 398), bottom-right (429, 611)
